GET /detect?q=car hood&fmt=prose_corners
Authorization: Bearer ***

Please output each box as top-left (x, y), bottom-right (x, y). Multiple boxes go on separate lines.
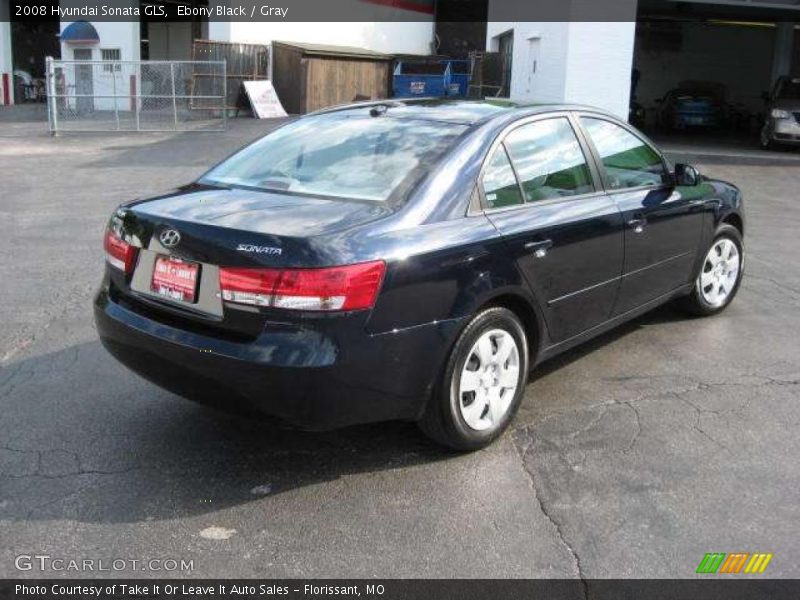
top-left (128, 185), bottom-right (395, 238)
top-left (771, 99), bottom-right (800, 111)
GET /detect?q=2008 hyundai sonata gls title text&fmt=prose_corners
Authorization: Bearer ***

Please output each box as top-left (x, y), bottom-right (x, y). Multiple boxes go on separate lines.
top-left (95, 99), bottom-right (745, 450)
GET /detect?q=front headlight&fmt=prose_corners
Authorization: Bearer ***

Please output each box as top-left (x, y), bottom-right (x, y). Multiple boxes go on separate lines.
top-left (771, 108), bottom-right (791, 119)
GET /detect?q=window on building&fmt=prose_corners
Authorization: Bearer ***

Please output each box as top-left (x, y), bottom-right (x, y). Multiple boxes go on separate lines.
top-left (581, 118), bottom-right (667, 190)
top-left (504, 118), bottom-right (594, 202)
top-left (482, 146), bottom-right (523, 209)
top-left (101, 49), bottom-right (121, 73)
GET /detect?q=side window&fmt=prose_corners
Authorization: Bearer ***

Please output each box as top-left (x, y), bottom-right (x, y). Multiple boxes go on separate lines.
top-left (581, 118), bottom-right (666, 190)
top-left (504, 118), bottom-right (594, 202)
top-left (482, 146), bottom-right (523, 209)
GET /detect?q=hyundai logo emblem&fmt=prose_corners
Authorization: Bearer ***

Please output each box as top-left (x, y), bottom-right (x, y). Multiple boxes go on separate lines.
top-left (159, 229), bottom-right (181, 248)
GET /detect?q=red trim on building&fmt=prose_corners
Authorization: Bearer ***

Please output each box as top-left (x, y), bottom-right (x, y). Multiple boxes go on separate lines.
top-left (362, 0), bottom-right (435, 15)
top-left (2, 73), bottom-right (10, 105)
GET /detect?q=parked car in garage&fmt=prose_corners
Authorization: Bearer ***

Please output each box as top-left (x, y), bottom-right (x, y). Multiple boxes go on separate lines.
top-left (95, 99), bottom-right (745, 450)
top-left (656, 82), bottom-right (725, 130)
top-left (760, 76), bottom-right (800, 150)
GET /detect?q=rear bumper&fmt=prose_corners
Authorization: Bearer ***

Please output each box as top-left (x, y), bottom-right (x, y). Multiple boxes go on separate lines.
top-left (674, 109), bottom-right (718, 128)
top-left (94, 288), bottom-right (465, 430)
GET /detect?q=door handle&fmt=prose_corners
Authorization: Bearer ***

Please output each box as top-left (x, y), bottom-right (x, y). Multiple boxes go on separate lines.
top-left (689, 199), bottom-right (714, 211)
top-left (627, 217), bottom-right (647, 234)
top-left (524, 239), bottom-right (553, 258)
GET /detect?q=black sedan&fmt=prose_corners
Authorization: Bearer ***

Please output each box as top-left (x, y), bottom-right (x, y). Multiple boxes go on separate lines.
top-left (95, 99), bottom-right (745, 450)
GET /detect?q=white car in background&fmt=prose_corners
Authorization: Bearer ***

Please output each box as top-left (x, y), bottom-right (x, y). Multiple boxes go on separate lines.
top-left (761, 76), bottom-right (800, 150)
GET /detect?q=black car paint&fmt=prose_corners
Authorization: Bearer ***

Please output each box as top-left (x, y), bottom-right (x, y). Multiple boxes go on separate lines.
top-left (94, 99), bottom-right (744, 430)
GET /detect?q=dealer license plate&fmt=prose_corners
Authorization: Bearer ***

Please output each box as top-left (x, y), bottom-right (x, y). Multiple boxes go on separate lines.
top-left (151, 256), bottom-right (200, 303)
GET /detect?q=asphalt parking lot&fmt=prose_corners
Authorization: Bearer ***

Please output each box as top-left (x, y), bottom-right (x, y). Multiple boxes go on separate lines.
top-left (1, 109), bottom-right (799, 580)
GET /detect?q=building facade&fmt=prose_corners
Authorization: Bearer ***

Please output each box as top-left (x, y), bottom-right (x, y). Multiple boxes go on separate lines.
top-left (0, 0), bottom-right (436, 105)
top-left (486, 20), bottom-right (638, 118)
top-left (1, 0), bottom-right (797, 127)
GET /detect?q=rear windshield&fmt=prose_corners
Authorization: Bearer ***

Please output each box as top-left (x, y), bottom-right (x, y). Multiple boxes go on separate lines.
top-left (776, 79), bottom-right (800, 100)
top-left (200, 114), bottom-right (468, 202)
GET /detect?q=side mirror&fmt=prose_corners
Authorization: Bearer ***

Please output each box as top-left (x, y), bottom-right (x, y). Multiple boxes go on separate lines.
top-left (675, 163), bottom-right (701, 186)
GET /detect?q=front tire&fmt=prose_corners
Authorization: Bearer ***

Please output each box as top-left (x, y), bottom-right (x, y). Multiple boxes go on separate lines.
top-left (760, 126), bottom-right (776, 151)
top-left (678, 224), bottom-right (744, 316)
top-left (418, 307), bottom-right (529, 451)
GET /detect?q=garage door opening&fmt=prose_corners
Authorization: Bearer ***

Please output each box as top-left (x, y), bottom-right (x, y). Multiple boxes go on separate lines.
top-left (9, 5), bottom-right (60, 103)
top-left (635, 0), bottom-right (800, 153)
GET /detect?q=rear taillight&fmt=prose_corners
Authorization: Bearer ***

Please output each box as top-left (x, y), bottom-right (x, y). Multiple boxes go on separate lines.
top-left (218, 268), bottom-right (281, 307)
top-left (104, 229), bottom-right (137, 274)
top-left (219, 261), bottom-right (385, 312)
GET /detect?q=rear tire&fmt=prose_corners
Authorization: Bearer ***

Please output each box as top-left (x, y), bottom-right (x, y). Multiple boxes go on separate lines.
top-left (418, 307), bottom-right (529, 451)
top-left (678, 224), bottom-right (744, 317)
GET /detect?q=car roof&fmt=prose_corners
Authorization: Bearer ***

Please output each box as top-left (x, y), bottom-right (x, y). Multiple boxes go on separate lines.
top-left (308, 98), bottom-right (613, 126)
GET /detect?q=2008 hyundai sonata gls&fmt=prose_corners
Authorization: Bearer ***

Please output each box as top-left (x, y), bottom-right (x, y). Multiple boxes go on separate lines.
top-left (95, 99), bottom-right (745, 450)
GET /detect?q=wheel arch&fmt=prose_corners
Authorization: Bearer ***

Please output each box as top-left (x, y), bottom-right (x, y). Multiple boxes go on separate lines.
top-left (721, 212), bottom-right (744, 236)
top-left (476, 291), bottom-right (545, 367)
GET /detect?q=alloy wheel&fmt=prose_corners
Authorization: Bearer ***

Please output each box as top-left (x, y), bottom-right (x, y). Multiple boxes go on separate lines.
top-left (457, 329), bottom-right (520, 431)
top-left (698, 238), bottom-right (741, 308)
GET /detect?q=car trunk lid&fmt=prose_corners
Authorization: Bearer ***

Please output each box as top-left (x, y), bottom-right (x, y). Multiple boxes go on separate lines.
top-left (108, 185), bottom-right (392, 335)
top-left (130, 184), bottom-right (392, 244)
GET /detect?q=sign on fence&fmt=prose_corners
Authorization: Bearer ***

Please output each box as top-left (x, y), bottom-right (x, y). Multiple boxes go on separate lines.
top-left (243, 80), bottom-right (287, 119)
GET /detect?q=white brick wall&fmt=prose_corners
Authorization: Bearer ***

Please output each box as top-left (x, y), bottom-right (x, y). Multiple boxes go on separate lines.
top-left (563, 21), bottom-right (636, 118)
top-left (487, 22), bottom-right (571, 105)
top-left (486, 1), bottom-right (637, 119)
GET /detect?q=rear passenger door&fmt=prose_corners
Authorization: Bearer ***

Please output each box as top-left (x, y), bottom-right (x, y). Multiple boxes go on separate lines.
top-left (482, 115), bottom-right (625, 343)
top-left (578, 116), bottom-right (704, 314)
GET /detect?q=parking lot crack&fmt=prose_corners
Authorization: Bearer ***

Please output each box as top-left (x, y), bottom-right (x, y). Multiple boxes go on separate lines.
top-left (0, 364), bottom-right (35, 401)
top-left (1, 444), bottom-right (142, 480)
top-left (744, 273), bottom-right (800, 298)
top-left (622, 402), bottom-right (642, 454)
top-left (678, 395), bottom-right (729, 450)
top-left (512, 430), bottom-right (589, 599)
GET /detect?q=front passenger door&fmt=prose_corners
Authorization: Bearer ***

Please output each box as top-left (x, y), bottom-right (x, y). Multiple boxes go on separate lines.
top-left (579, 117), bottom-right (705, 314)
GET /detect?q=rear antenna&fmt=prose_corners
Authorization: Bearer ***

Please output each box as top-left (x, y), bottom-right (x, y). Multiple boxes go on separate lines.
top-left (369, 104), bottom-right (389, 117)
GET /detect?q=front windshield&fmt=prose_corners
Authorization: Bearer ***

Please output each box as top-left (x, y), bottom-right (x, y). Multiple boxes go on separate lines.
top-left (200, 114), bottom-right (468, 202)
top-left (776, 78), bottom-right (800, 100)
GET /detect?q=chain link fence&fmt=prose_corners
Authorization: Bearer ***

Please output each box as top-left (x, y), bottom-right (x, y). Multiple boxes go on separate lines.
top-left (45, 58), bottom-right (227, 134)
